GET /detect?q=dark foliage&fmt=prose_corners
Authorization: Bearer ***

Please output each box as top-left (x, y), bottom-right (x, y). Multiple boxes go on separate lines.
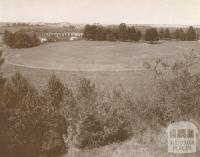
top-left (172, 26), bottom-right (197, 41)
top-left (145, 28), bottom-right (159, 42)
top-left (4, 30), bottom-right (41, 48)
top-left (83, 23), bottom-right (142, 42)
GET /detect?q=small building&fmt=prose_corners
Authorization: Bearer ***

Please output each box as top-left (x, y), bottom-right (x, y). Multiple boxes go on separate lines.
top-left (70, 36), bottom-right (79, 41)
top-left (39, 37), bottom-right (48, 43)
top-left (39, 32), bottom-right (83, 42)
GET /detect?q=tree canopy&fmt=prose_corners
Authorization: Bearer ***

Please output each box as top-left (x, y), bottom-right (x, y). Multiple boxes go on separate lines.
top-left (4, 30), bottom-right (41, 48)
top-left (83, 23), bottom-right (142, 42)
top-left (145, 28), bottom-right (159, 42)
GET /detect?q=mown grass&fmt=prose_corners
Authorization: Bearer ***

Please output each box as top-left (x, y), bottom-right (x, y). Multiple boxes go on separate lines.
top-left (5, 40), bottom-right (200, 71)
top-left (3, 40), bottom-right (200, 89)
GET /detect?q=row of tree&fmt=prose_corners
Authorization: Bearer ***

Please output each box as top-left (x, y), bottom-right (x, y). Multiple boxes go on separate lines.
top-left (83, 23), bottom-right (142, 41)
top-left (159, 27), bottom-right (198, 41)
top-left (147, 26), bottom-right (198, 42)
top-left (173, 27), bottom-right (198, 41)
top-left (83, 23), bottom-right (199, 42)
top-left (4, 30), bottom-right (41, 48)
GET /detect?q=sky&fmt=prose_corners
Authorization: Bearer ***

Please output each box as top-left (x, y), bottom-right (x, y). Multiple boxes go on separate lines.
top-left (0, 0), bottom-right (200, 25)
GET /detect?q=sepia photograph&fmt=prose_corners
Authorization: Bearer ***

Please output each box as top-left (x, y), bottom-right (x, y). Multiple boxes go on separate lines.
top-left (0, 0), bottom-right (200, 157)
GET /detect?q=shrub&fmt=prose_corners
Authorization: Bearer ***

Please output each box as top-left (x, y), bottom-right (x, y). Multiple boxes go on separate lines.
top-left (41, 74), bottom-right (68, 156)
top-left (68, 82), bottom-right (132, 149)
top-left (144, 51), bottom-right (200, 125)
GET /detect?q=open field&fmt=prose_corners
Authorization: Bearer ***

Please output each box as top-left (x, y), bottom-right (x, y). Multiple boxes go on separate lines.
top-left (5, 40), bottom-right (200, 71)
top-left (3, 40), bottom-right (200, 89)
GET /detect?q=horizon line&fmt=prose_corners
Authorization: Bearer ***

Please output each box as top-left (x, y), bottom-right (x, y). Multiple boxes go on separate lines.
top-left (0, 21), bottom-right (199, 27)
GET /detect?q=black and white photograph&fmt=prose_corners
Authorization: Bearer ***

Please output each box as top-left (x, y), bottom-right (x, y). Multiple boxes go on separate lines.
top-left (0, 0), bottom-right (200, 157)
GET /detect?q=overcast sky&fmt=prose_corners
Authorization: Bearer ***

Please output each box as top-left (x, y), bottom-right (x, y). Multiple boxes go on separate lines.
top-left (0, 0), bottom-right (200, 25)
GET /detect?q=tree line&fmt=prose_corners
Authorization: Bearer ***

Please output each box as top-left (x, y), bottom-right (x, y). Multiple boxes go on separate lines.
top-left (159, 26), bottom-right (198, 41)
top-left (173, 27), bottom-right (198, 41)
top-left (83, 23), bottom-right (142, 41)
top-left (83, 23), bottom-right (199, 42)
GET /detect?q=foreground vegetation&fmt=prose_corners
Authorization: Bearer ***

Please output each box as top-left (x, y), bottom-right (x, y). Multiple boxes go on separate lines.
top-left (0, 49), bottom-right (200, 157)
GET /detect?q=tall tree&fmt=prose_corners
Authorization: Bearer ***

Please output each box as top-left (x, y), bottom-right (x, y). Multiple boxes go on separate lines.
top-left (83, 25), bottom-right (93, 40)
top-left (95, 26), bottom-right (106, 41)
top-left (159, 28), bottom-right (165, 39)
top-left (135, 31), bottom-right (142, 42)
top-left (186, 26), bottom-right (196, 41)
top-left (179, 28), bottom-right (185, 41)
top-left (106, 29), bottom-right (118, 41)
top-left (127, 26), bottom-right (136, 41)
top-left (164, 28), bottom-right (171, 39)
top-left (127, 26), bottom-right (141, 41)
top-left (145, 28), bottom-right (159, 43)
top-left (4, 30), bottom-right (13, 47)
top-left (118, 23), bottom-right (128, 41)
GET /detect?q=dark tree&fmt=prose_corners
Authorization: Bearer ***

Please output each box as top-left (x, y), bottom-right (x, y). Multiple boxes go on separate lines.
top-left (4, 30), bottom-right (15, 47)
top-left (179, 28), bottom-right (186, 40)
top-left (186, 26), bottom-right (196, 41)
top-left (127, 26), bottom-right (136, 41)
top-left (174, 29), bottom-right (180, 40)
top-left (159, 28), bottom-right (165, 39)
top-left (4, 30), bottom-right (40, 48)
top-left (118, 23), bottom-right (128, 41)
top-left (164, 28), bottom-right (171, 39)
top-left (95, 26), bottom-right (106, 41)
top-left (135, 31), bottom-right (142, 42)
top-left (174, 28), bottom-right (186, 40)
top-left (145, 28), bottom-right (159, 43)
top-left (106, 29), bottom-right (118, 41)
top-left (83, 25), bottom-right (94, 40)
top-left (83, 23), bottom-right (141, 42)
top-left (127, 26), bottom-right (141, 41)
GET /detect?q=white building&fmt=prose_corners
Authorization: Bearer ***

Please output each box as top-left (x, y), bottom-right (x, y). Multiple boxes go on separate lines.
top-left (39, 32), bottom-right (83, 41)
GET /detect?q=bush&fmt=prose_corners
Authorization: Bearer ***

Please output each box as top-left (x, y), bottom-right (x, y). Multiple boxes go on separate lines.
top-left (67, 82), bottom-right (132, 149)
top-left (2, 73), bottom-right (68, 157)
top-left (144, 51), bottom-right (200, 125)
top-left (4, 72), bottom-right (35, 108)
